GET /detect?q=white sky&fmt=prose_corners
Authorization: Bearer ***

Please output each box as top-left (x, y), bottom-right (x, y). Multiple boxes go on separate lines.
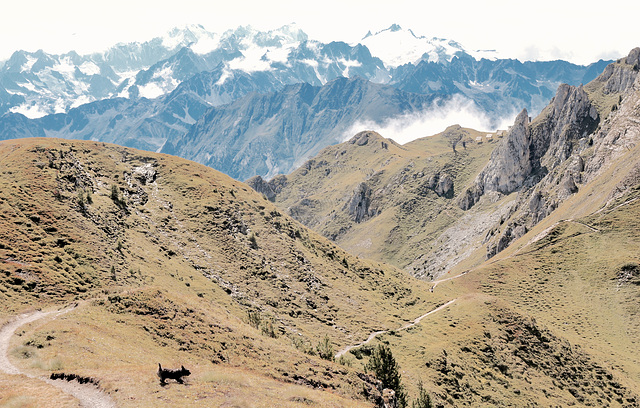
top-left (0, 0), bottom-right (638, 64)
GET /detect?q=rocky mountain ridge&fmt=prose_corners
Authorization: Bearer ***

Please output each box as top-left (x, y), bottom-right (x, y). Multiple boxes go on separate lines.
top-left (0, 25), bottom-right (615, 182)
top-left (461, 47), bottom-right (640, 258)
top-left (253, 48), bottom-right (640, 280)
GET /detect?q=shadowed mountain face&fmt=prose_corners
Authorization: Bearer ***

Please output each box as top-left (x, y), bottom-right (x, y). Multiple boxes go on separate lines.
top-left (161, 77), bottom-right (438, 180)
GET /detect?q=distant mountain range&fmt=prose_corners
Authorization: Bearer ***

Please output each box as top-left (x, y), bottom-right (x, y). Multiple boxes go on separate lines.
top-left (0, 24), bottom-right (613, 180)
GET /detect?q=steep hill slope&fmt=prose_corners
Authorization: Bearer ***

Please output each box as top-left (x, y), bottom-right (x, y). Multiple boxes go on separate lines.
top-left (0, 137), bottom-right (449, 407)
top-left (248, 126), bottom-right (497, 275)
top-left (2, 130), bottom-right (640, 406)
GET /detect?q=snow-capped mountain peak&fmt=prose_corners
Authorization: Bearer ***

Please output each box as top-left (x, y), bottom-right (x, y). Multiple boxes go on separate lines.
top-left (358, 24), bottom-right (469, 67)
top-left (162, 24), bottom-right (220, 54)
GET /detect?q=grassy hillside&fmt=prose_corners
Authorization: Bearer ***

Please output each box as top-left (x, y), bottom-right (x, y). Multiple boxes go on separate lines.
top-left (262, 126), bottom-right (497, 276)
top-left (0, 137), bottom-right (445, 407)
top-left (339, 180), bottom-right (640, 407)
top-left (2, 136), bottom-right (639, 407)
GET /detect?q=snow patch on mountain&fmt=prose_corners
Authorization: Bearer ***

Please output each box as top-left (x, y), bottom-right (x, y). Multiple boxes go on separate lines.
top-left (162, 24), bottom-right (219, 52)
top-left (340, 58), bottom-right (363, 77)
top-left (228, 44), bottom-right (274, 73)
top-left (10, 103), bottom-right (49, 118)
top-left (358, 24), bottom-right (497, 67)
top-left (79, 61), bottom-right (101, 76)
top-left (138, 66), bottom-right (179, 98)
top-left (71, 95), bottom-right (94, 109)
top-left (224, 25), bottom-right (305, 73)
top-left (21, 56), bottom-right (37, 73)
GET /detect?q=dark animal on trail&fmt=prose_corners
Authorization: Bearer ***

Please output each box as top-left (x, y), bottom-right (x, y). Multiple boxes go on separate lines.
top-left (157, 363), bottom-right (191, 385)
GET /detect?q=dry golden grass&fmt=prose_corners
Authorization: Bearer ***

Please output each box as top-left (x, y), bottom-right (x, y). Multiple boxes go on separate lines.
top-left (2, 133), bottom-right (640, 407)
top-left (271, 127), bottom-right (497, 270)
top-left (0, 137), bottom-right (446, 406)
top-left (0, 374), bottom-right (83, 408)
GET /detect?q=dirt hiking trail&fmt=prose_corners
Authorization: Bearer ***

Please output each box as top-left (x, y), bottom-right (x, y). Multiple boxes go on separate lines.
top-left (0, 307), bottom-right (117, 408)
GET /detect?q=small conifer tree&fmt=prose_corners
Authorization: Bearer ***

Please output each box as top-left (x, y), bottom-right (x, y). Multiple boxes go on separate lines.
top-left (411, 380), bottom-right (433, 408)
top-left (365, 344), bottom-right (407, 407)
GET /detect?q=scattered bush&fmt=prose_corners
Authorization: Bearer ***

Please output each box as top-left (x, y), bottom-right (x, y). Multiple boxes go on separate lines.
top-left (110, 184), bottom-right (119, 201)
top-left (316, 334), bottom-right (334, 361)
top-left (110, 184), bottom-right (126, 208)
top-left (248, 232), bottom-right (258, 249)
top-left (411, 381), bottom-right (433, 408)
top-left (349, 344), bottom-right (373, 360)
top-left (337, 355), bottom-right (353, 367)
top-left (247, 310), bottom-right (261, 329)
top-left (290, 335), bottom-right (315, 355)
top-left (261, 315), bottom-right (278, 338)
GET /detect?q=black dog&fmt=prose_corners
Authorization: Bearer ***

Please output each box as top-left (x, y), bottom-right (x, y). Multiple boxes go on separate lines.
top-left (157, 363), bottom-right (191, 385)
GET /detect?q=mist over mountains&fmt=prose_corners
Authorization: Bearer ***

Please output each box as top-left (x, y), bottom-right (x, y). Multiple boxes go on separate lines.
top-left (0, 24), bottom-right (612, 180)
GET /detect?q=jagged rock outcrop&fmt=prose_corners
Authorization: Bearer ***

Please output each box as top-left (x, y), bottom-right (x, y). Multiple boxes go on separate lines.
top-left (599, 47), bottom-right (640, 95)
top-left (347, 182), bottom-right (374, 222)
top-left (583, 48), bottom-right (640, 182)
top-left (479, 109), bottom-right (534, 195)
top-left (455, 79), bottom-right (603, 257)
top-left (246, 174), bottom-right (288, 201)
top-left (534, 83), bottom-right (599, 169)
top-left (428, 172), bottom-right (454, 198)
top-left (480, 49), bottom-right (640, 258)
top-left (461, 83), bottom-right (598, 212)
top-left (460, 82), bottom-right (598, 212)
top-left (349, 131), bottom-right (375, 146)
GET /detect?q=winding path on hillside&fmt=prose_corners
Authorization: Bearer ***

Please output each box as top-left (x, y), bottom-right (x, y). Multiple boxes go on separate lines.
top-left (429, 270), bottom-right (469, 292)
top-left (335, 299), bottom-right (457, 359)
top-left (0, 307), bottom-right (116, 408)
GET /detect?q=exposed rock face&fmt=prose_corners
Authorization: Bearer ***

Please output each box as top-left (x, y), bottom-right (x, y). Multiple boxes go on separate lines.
top-left (246, 175), bottom-right (276, 201)
top-left (599, 47), bottom-right (640, 95)
top-left (381, 389), bottom-right (398, 408)
top-left (455, 80), bottom-right (603, 257)
top-left (584, 48), bottom-right (640, 182)
top-left (431, 172), bottom-right (454, 198)
top-left (347, 182), bottom-right (374, 222)
top-left (534, 83), bottom-right (599, 169)
top-left (479, 109), bottom-right (534, 195)
top-left (461, 83), bottom-right (598, 211)
top-left (481, 49), bottom-right (640, 258)
top-left (246, 174), bottom-right (288, 201)
top-left (349, 130), bottom-right (376, 146)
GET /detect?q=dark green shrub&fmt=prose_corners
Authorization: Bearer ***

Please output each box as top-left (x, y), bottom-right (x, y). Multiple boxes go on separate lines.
top-left (365, 344), bottom-right (407, 407)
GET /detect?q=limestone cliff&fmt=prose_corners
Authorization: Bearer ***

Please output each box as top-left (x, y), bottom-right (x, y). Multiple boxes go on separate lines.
top-left (465, 48), bottom-right (640, 258)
